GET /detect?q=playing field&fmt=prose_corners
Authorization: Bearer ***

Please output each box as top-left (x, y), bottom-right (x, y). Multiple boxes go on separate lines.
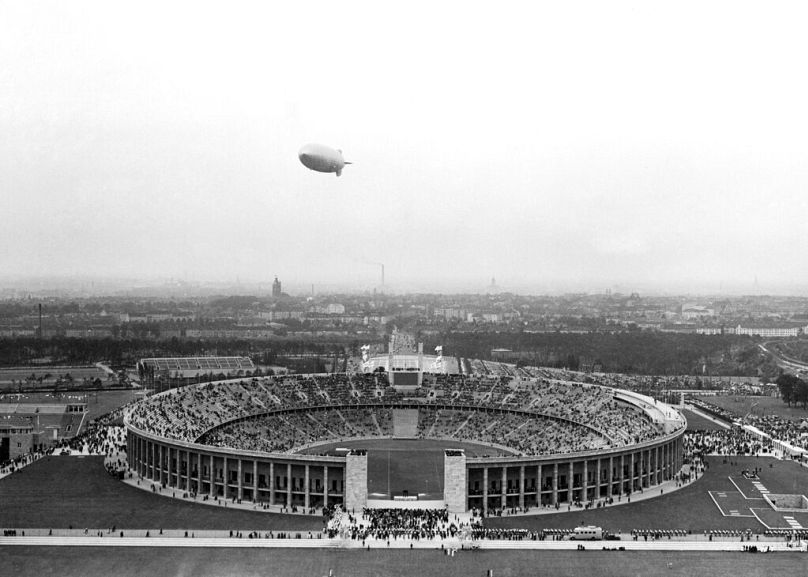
top-left (299, 439), bottom-right (498, 500)
top-left (2, 547), bottom-right (806, 577)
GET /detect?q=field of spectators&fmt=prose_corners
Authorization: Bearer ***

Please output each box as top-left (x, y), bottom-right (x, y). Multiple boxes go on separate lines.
top-left (127, 372), bottom-right (672, 457)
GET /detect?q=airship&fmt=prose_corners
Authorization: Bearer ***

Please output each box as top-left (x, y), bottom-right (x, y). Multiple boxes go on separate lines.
top-left (298, 143), bottom-right (351, 176)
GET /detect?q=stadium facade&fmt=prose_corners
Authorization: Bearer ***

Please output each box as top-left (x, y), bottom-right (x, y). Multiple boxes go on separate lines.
top-left (125, 356), bottom-right (686, 514)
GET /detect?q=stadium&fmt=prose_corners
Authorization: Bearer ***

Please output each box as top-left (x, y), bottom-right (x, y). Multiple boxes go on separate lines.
top-left (124, 352), bottom-right (686, 515)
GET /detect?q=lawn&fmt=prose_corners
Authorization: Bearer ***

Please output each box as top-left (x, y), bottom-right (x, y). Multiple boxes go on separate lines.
top-left (3, 547), bottom-right (806, 577)
top-left (695, 395), bottom-right (808, 422)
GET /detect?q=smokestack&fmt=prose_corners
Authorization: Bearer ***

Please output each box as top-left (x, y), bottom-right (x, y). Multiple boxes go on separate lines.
top-left (381, 264), bottom-right (385, 287)
top-left (38, 303), bottom-right (42, 339)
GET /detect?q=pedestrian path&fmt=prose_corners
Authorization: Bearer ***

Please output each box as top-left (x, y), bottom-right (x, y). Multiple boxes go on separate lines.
top-left (0, 534), bottom-right (802, 552)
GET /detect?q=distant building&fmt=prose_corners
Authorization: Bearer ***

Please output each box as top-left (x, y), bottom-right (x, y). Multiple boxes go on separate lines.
top-left (681, 304), bottom-right (714, 319)
top-left (272, 277), bottom-right (282, 298)
top-left (735, 324), bottom-right (806, 338)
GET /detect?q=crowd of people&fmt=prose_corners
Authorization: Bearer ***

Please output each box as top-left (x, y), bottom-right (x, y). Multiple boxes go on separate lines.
top-left (683, 429), bottom-right (772, 457)
top-left (127, 373), bottom-right (669, 456)
top-left (690, 398), bottom-right (808, 452)
top-left (326, 506), bottom-right (462, 541)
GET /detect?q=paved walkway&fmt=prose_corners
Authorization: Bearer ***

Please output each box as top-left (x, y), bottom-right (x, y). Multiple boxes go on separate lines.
top-left (0, 533), bottom-right (804, 552)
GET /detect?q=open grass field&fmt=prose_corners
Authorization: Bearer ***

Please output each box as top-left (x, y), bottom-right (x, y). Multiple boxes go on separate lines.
top-left (695, 395), bottom-right (808, 422)
top-left (3, 547), bottom-right (807, 577)
top-left (682, 408), bottom-right (728, 431)
top-left (0, 366), bottom-right (108, 393)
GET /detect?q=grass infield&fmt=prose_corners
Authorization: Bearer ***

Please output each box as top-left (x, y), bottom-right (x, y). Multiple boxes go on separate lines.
top-left (695, 395), bottom-right (808, 422)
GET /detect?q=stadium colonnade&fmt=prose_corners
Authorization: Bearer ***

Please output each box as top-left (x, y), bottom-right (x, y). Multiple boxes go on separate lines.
top-left (125, 363), bottom-right (686, 515)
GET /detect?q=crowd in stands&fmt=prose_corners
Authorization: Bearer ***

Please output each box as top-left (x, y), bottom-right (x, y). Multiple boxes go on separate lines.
top-left (127, 373), bottom-right (670, 456)
top-left (202, 408), bottom-right (393, 453)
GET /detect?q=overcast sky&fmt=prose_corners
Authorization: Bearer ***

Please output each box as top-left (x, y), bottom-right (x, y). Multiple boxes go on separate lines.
top-left (2, 1), bottom-right (808, 295)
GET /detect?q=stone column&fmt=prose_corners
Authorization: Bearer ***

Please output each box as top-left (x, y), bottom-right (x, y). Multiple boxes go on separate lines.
top-left (552, 463), bottom-right (558, 506)
top-left (237, 459), bottom-right (244, 501)
top-left (345, 453), bottom-right (368, 512)
top-left (253, 460), bottom-right (258, 501)
top-left (568, 461), bottom-right (574, 502)
top-left (304, 464), bottom-right (310, 509)
top-left (269, 462), bottom-right (275, 505)
top-left (583, 459), bottom-right (588, 502)
top-left (537, 464), bottom-right (542, 505)
top-left (483, 467), bottom-right (489, 514)
top-left (619, 454), bottom-right (624, 494)
top-left (323, 465), bottom-right (329, 508)
top-left (595, 458), bottom-right (601, 499)
top-left (518, 465), bottom-right (525, 510)
top-left (443, 450), bottom-right (467, 514)
top-left (607, 456), bottom-right (613, 498)
top-left (209, 454), bottom-right (215, 497)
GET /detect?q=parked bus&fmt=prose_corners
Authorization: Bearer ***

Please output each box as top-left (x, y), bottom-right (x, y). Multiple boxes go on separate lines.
top-left (569, 525), bottom-right (603, 540)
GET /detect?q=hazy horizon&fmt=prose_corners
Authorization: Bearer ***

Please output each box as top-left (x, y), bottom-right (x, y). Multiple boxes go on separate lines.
top-left (4, 1), bottom-right (808, 295)
top-left (3, 273), bottom-right (808, 299)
